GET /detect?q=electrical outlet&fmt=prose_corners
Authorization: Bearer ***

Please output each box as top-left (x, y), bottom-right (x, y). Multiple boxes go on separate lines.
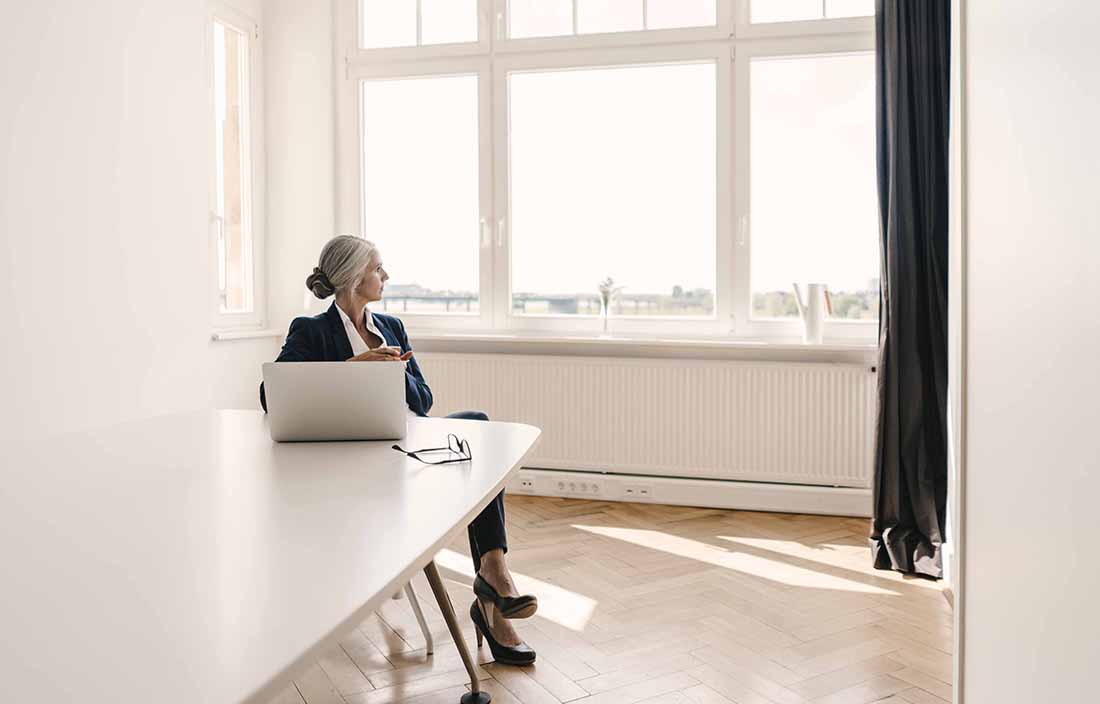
top-left (516, 472), bottom-right (536, 493)
top-left (552, 477), bottom-right (604, 497)
top-left (623, 484), bottom-right (654, 500)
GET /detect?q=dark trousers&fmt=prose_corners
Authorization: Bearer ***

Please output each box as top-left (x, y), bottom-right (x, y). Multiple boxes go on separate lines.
top-left (445, 411), bottom-right (507, 573)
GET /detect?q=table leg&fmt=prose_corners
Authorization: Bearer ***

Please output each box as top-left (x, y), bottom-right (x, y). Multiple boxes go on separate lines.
top-left (423, 560), bottom-right (491, 704)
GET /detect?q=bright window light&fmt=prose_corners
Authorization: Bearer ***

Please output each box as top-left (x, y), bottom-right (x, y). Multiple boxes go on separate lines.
top-left (576, 0), bottom-right (643, 34)
top-left (509, 62), bottom-right (717, 318)
top-left (420, 0), bottom-right (478, 45)
top-left (361, 75), bottom-right (481, 314)
top-left (646, 0), bottom-right (716, 30)
top-left (749, 52), bottom-right (878, 320)
top-left (508, 0), bottom-right (573, 38)
top-left (212, 19), bottom-right (253, 315)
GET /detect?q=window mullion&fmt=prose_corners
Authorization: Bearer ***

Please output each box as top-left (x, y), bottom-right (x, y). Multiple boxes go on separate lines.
top-left (731, 34), bottom-right (751, 336)
top-left (416, 0), bottom-right (423, 45)
top-left (479, 60), bottom-right (498, 331)
top-left (490, 58), bottom-right (509, 331)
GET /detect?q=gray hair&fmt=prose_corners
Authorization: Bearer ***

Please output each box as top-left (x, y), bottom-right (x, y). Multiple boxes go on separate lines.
top-left (305, 235), bottom-right (377, 299)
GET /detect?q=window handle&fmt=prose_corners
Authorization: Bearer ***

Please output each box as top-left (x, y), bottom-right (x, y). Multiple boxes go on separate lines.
top-left (737, 214), bottom-right (749, 247)
top-left (480, 216), bottom-right (490, 248)
top-left (496, 11), bottom-right (504, 40)
top-left (496, 217), bottom-right (506, 248)
top-left (212, 213), bottom-right (227, 295)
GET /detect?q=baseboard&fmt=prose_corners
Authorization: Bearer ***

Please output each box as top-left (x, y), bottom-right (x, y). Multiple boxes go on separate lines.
top-left (507, 467), bottom-right (872, 518)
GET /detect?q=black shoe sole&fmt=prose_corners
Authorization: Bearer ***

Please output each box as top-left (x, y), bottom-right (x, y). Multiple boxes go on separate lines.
top-left (473, 575), bottom-right (539, 620)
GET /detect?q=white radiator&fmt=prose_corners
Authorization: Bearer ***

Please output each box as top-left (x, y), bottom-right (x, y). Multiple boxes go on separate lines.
top-left (419, 353), bottom-right (877, 490)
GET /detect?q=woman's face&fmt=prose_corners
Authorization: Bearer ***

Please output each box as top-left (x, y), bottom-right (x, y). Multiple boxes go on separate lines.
top-left (353, 250), bottom-right (389, 303)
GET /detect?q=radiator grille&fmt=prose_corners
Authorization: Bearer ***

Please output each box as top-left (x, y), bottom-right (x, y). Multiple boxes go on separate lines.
top-left (419, 353), bottom-right (876, 489)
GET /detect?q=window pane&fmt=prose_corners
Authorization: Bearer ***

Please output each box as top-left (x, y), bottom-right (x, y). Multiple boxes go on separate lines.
top-left (421, 0), bottom-right (478, 45)
top-left (576, 0), bottom-right (643, 34)
top-left (825, 0), bottom-right (874, 18)
top-left (752, 0), bottom-right (872, 23)
top-left (213, 21), bottom-right (252, 314)
top-left (646, 0), bottom-right (716, 29)
top-left (361, 76), bottom-right (480, 314)
top-left (749, 53), bottom-right (878, 321)
top-left (508, 0), bottom-right (573, 38)
top-left (510, 63), bottom-right (716, 318)
top-left (361, 0), bottom-right (416, 49)
top-left (751, 0), bottom-right (822, 23)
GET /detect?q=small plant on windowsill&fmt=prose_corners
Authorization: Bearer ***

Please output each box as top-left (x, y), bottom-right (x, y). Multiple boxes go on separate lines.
top-left (598, 277), bottom-right (623, 336)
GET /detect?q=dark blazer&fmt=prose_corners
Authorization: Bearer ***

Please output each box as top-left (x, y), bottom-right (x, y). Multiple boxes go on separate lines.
top-left (259, 303), bottom-right (433, 416)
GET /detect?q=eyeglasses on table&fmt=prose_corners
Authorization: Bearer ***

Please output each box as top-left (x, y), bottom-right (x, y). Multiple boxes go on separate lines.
top-left (392, 433), bottom-right (473, 465)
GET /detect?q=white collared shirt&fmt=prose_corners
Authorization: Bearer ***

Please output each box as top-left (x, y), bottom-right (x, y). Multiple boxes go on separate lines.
top-left (335, 303), bottom-right (418, 418)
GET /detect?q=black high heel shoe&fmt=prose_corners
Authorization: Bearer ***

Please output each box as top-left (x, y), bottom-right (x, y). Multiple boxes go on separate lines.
top-left (470, 599), bottom-right (536, 666)
top-left (473, 573), bottom-right (538, 619)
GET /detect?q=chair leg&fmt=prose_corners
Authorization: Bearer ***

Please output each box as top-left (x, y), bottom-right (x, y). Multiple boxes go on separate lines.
top-left (423, 560), bottom-right (491, 704)
top-left (405, 581), bottom-right (434, 655)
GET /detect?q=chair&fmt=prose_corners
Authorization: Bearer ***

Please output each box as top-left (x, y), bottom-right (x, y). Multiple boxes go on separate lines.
top-left (393, 580), bottom-right (434, 654)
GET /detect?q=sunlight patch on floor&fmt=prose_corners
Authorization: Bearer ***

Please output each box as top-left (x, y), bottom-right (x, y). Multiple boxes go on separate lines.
top-left (573, 524), bottom-right (898, 595)
top-left (714, 535), bottom-right (945, 593)
top-left (435, 548), bottom-right (598, 631)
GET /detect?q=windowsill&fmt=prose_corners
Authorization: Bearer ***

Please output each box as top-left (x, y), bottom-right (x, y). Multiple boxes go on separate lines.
top-left (231, 322), bottom-right (878, 364)
top-left (408, 330), bottom-right (878, 365)
top-left (210, 328), bottom-right (283, 342)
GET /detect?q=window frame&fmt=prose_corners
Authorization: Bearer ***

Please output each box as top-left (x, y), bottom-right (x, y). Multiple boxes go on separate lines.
top-left (493, 43), bottom-right (733, 337)
top-left (343, 57), bottom-right (496, 332)
top-left (208, 1), bottom-right (266, 331)
top-left (335, 0), bottom-right (877, 343)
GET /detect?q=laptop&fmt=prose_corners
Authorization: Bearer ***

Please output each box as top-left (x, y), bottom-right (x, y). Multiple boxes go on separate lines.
top-left (262, 362), bottom-right (407, 442)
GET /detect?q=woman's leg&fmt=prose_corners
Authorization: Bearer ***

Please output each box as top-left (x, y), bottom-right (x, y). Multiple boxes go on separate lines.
top-left (445, 410), bottom-right (529, 650)
top-left (468, 491), bottom-right (508, 574)
top-left (444, 411), bottom-right (507, 574)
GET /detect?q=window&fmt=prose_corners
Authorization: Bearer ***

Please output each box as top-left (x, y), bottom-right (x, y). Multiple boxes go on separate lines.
top-left (339, 0), bottom-right (876, 340)
top-left (210, 5), bottom-right (263, 328)
top-left (748, 53), bottom-right (878, 320)
top-left (361, 75), bottom-right (481, 314)
top-left (361, 0), bottom-right (478, 48)
top-left (750, 0), bottom-right (873, 24)
top-left (508, 0), bottom-right (717, 39)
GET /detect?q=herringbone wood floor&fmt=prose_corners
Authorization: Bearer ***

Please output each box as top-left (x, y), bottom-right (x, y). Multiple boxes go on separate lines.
top-left (268, 497), bottom-right (953, 704)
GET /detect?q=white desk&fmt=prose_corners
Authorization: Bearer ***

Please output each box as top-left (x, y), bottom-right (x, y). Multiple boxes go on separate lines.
top-left (0, 410), bottom-right (541, 704)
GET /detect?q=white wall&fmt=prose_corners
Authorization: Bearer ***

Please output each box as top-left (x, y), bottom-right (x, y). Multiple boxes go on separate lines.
top-left (0, 0), bottom-right (278, 445)
top-left (263, 0), bottom-right (336, 328)
top-left (962, 1), bottom-right (1100, 701)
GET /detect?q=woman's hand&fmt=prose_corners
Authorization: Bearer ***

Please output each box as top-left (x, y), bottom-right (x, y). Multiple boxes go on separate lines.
top-left (347, 347), bottom-right (413, 363)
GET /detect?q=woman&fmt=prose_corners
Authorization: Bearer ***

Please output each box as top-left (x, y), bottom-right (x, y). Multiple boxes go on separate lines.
top-left (260, 235), bottom-right (536, 665)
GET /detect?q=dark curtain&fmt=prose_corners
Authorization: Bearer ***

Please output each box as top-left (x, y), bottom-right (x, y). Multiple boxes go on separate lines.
top-left (870, 0), bottom-right (951, 579)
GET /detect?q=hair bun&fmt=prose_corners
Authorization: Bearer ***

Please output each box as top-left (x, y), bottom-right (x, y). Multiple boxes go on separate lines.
top-left (305, 266), bottom-right (335, 299)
